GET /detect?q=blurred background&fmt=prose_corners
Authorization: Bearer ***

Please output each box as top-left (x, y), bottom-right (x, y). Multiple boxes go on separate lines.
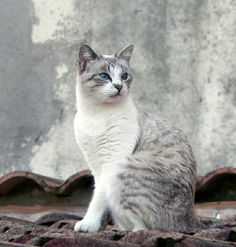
top-left (0, 0), bottom-right (235, 179)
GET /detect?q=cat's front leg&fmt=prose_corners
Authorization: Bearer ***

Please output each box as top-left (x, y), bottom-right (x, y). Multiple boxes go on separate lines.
top-left (74, 181), bottom-right (107, 233)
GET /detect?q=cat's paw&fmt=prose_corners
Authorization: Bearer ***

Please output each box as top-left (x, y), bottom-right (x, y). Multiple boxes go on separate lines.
top-left (74, 218), bottom-right (101, 233)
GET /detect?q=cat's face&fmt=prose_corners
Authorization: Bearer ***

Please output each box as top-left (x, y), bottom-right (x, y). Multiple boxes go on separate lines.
top-left (77, 44), bottom-right (134, 104)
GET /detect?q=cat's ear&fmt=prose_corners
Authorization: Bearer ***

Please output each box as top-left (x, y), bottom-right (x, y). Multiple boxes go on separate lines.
top-left (115, 44), bottom-right (134, 65)
top-left (77, 44), bottom-right (100, 71)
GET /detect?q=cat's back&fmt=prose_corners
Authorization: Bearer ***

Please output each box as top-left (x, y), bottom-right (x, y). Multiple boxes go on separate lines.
top-left (138, 113), bottom-right (192, 152)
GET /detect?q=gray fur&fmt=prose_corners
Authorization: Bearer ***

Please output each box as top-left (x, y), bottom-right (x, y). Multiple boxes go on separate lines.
top-left (116, 113), bottom-right (202, 232)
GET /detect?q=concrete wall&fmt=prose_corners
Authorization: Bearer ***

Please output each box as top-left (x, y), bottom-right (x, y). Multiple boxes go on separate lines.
top-left (0, 0), bottom-right (235, 179)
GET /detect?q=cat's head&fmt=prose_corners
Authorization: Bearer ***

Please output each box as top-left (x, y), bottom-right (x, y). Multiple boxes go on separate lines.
top-left (77, 44), bottom-right (134, 104)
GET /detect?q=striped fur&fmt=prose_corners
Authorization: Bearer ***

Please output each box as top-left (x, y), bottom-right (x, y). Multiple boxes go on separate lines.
top-left (74, 44), bottom-right (203, 233)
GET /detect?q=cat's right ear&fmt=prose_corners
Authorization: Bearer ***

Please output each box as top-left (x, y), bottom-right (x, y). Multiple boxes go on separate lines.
top-left (77, 44), bottom-right (100, 72)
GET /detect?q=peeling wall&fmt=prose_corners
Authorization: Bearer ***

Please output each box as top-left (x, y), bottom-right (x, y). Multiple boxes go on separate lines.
top-left (0, 0), bottom-right (235, 179)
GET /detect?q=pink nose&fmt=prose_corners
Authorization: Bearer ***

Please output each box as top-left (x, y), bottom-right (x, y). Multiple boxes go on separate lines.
top-left (114, 84), bottom-right (123, 91)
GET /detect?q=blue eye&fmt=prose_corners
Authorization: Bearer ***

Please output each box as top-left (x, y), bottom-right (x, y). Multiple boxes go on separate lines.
top-left (121, 73), bottom-right (128, 80)
top-left (100, 73), bottom-right (110, 80)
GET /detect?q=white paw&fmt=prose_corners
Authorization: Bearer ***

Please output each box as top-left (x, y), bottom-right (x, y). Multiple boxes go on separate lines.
top-left (74, 218), bottom-right (101, 232)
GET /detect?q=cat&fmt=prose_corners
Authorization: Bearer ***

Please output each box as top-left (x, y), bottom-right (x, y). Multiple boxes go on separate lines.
top-left (73, 44), bottom-right (204, 233)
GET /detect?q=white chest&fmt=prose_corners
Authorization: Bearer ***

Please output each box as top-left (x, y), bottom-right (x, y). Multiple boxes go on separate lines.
top-left (74, 99), bottom-right (139, 176)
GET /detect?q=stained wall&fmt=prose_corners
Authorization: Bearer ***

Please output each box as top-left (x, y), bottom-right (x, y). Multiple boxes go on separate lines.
top-left (0, 0), bottom-right (235, 178)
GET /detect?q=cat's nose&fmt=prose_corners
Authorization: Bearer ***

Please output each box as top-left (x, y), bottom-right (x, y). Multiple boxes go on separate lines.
top-left (114, 84), bottom-right (123, 92)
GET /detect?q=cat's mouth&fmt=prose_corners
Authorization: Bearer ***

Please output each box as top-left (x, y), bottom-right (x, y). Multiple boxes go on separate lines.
top-left (104, 92), bottom-right (123, 103)
top-left (104, 91), bottom-right (126, 103)
top-left (110, 92), bottom-right (122, 98)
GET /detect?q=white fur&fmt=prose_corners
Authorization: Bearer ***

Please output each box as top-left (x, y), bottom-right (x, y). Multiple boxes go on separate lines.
top-left (74, 80), bottom-right (140, 232)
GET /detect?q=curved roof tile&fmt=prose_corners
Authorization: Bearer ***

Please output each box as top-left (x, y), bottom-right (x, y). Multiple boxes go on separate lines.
top-left (195, 167), bottom-right (236, 202)
top-left (0, 167), bottom-right (236, 201)
top-left (0, 170), bottom-right (92, 196)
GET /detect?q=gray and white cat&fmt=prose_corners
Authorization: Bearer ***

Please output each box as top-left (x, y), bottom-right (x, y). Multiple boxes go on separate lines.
top-left (74, 44), bottom-right (203, 233)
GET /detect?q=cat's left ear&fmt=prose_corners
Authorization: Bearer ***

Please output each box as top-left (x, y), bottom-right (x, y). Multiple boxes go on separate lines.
top-left (77, 44), bottom-right (100, 72)
top-left (115, 44), bottom-right (134, 65)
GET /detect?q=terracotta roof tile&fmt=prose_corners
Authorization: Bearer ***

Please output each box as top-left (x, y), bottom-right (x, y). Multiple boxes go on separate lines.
top-left (196, 167), bottom-right (236, 202)
top-left (0, 169), bottom-right (92, 196)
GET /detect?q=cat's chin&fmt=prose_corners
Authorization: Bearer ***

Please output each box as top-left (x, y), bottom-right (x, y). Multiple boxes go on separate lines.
top-left (103, 94), bottom-right (124, 104)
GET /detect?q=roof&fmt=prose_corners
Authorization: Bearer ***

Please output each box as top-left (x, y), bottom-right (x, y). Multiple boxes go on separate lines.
top-left (0, 215), bottom-right (236, 246)
top-left (0, 167), bottom-right (236, 246)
